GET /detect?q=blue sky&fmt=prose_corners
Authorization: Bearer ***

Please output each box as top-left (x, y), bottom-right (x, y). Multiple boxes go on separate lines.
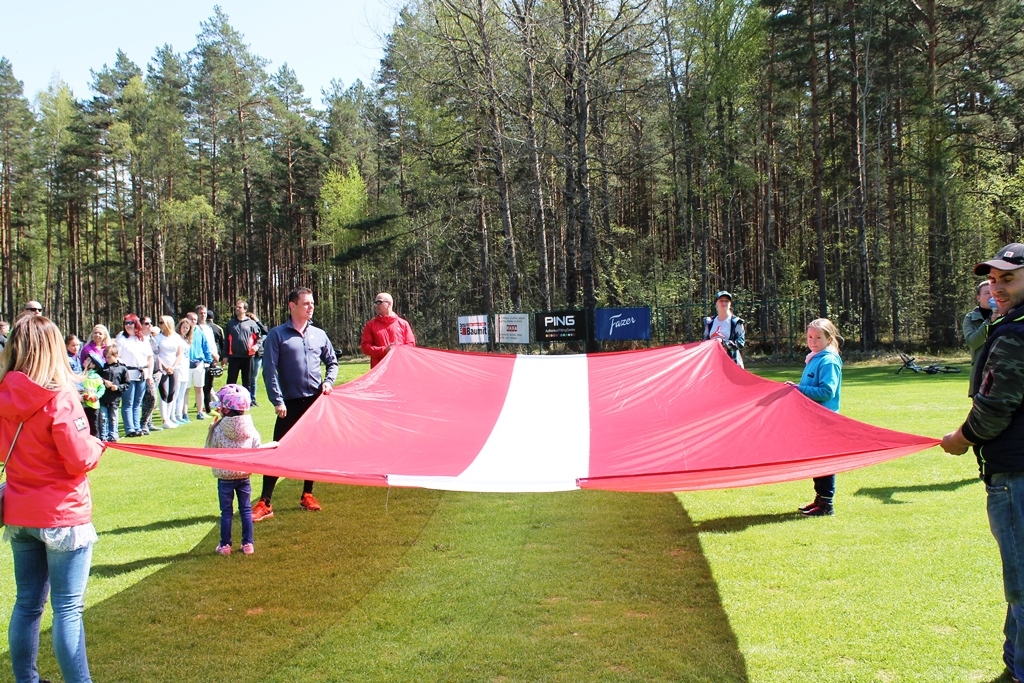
top-left (1, 0), bottom-right (398, 108)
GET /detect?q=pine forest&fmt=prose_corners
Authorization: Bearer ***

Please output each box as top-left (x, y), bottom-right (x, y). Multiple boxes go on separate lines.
top-left (1, 0), bottom-right (1023, 354)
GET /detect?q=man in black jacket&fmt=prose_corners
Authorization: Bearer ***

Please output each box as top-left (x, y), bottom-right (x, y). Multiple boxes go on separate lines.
top-left (943, 243), bottom-right (1024, 683)
top-left (225, 299), bottom-right (268, 406)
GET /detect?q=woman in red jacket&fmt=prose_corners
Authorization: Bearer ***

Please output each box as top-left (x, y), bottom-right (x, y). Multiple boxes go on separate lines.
top-left (1, 314), bottom-right (105, 683)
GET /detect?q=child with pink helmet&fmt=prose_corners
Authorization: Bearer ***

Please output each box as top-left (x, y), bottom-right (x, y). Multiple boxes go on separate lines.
top-left (206, 384), bottom-right (261, 555)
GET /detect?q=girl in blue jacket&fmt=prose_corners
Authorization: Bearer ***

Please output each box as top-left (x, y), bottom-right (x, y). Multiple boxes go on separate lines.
top-left (788, 318), bottom-right (843, 516)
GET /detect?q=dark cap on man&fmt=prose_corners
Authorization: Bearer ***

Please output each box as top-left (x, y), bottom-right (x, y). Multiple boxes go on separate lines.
top-left (716, 291), bottom-right (733, 301)
top-left (975, 243), bottom-right (1024, 275)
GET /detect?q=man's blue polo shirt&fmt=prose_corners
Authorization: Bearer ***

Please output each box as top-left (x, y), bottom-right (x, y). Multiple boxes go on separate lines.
top-left (262, 318), bottom-right (339, 406)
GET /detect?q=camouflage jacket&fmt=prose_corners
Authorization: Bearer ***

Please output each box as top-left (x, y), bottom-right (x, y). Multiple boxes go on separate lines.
top-left (962, 306), bottom-right (990, 370)
top-left (962, 307), bottom-right (1024, 475)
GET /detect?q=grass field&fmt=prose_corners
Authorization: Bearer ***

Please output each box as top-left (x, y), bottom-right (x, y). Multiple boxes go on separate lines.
top-left (0, 358), bottom-right (1009, 682)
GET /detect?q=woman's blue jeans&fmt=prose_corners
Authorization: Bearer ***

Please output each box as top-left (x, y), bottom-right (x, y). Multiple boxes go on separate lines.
top-left (986, 471), bottom-right (1024, 681)
top-left (8, 527), bottom-right (93, 683)
top-left (218, 478), bottom-right (254, 547)
top-left (121, 378), bottom-right (146, 434)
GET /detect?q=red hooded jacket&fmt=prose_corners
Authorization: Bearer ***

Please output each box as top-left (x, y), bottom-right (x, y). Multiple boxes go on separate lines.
top-left (0, 371), bottom-right (104, 527)
top-left (360, 315), bottom-right (416, 368)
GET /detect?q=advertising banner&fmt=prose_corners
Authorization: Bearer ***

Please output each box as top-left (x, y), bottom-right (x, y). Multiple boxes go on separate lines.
top-left (495, 313), bottom-right (530, 344)
top-left (594, 307), bottom-right (652, 341)
top-left (535, 310), bottom-right (587, 342)
top-left (458, 315), bottom-right (489, 344)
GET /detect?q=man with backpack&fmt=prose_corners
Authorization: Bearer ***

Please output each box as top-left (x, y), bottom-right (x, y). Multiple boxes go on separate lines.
top-left (702, 290), bottom-right (746, 367)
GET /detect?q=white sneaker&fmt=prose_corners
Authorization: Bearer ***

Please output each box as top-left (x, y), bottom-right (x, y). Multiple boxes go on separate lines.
top-left (162, 421), bottom-right (178, 429)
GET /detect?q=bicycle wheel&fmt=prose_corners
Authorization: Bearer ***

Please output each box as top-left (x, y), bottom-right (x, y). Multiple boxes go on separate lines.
top-left (925, 365), bottom-right (961, 374)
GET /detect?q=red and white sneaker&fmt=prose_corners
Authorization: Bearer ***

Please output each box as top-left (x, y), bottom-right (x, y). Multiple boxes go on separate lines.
top-left (300, 492), bottom-right (322, 512)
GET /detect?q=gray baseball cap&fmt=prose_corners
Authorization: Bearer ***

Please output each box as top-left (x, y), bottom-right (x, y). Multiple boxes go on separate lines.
top-left (975, 244), bottom-right (1024, 275)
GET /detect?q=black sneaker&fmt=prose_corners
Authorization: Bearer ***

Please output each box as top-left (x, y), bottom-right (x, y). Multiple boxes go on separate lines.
top-left (798, 496), bottom-right (821, 513)
top-left (801, 504), bottom-right (834, 517)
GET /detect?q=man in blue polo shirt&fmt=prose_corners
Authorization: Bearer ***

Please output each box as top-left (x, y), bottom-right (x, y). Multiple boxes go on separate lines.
top-left (253, 286), bottom-right (338, 521)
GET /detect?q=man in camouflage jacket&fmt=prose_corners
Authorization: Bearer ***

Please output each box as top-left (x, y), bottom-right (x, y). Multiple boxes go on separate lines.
top-left (943, 243), bottom-right (1024, 683)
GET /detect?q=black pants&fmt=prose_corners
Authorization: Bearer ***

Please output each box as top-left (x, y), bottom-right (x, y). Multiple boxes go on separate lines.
top-left (141, 380), bottom-right (157, 428)
top-left (83, 406), bottom-right (99, 437)
top-left (259, 394), bottom-right (319, 504)
top-left (203, 367), bottom-right (217, 413)
top-left (157, 372), bottom-right (176, 402)
top-left (227, 357), bottom-right (252, 397)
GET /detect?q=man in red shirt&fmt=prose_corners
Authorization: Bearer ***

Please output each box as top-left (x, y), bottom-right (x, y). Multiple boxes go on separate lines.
top-left (360, 292), bottom-right (416, 368)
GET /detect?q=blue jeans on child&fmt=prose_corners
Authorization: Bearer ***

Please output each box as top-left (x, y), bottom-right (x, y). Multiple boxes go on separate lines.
top-left (218, 478), bottom-right (254, 547)
top-left (986, 471), bottom-right (1024, 681)
top-left (812, 474), bottom-right (836, 498)
top-left (98, 404), bottom-right (119, 441)
top-left (121, 378), bottom-right (146, 434)
top-left (8, 527), bottom-right (94, 683)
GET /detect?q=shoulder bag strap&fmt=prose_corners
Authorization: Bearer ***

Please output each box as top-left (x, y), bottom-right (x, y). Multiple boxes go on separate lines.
top-left (1, 422), bottom-right (25, 478)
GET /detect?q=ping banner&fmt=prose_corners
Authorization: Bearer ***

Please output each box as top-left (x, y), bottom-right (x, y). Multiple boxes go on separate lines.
top-left (535, 310), bottom-right (587, 342)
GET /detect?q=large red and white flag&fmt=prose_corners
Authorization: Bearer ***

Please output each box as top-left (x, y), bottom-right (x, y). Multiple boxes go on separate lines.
top-left (113, 342), bottom-right (938, 492)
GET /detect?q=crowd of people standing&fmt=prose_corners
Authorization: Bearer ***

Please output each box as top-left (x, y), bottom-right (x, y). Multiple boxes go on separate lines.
top-left (0, 300), bottom-right (270, 442)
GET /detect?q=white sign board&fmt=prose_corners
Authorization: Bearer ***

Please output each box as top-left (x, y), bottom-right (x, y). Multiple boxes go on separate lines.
top-left (458, 315), bottom-right (489, 344)
top-left (495, 313), bottom-right (530, 344)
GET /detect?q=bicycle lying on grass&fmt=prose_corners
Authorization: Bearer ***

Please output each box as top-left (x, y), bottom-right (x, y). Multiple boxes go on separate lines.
top-left (895, 351), bottom-right (962, 375)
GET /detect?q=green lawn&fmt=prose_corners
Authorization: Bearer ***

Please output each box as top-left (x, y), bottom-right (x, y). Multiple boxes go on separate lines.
top-left (0, 358), bottom-right (1007, 682)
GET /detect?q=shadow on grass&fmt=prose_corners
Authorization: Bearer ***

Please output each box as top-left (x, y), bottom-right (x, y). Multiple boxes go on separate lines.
top-left (853, 477), bottom-right (979, 504)
top-left (5, 486), bottom-right (747, 683)
top-left (986, 669), bottom-right (1016, 683)
top-left (695, 511), bottom-right (805, 534)
top-left (90, 553), bottom-right (200, 578)
top-left (99, 514), bottom-right (219, 536)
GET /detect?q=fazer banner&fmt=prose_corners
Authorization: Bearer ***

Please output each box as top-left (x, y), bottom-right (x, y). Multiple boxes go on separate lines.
top-left (594, 307), bottom-right (651, 341)
top-left (535, 310), bottom-right (587, 342)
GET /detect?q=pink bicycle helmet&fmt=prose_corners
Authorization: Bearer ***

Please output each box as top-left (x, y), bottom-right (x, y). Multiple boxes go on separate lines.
top-left (213, 384), bottom-right (252, 413)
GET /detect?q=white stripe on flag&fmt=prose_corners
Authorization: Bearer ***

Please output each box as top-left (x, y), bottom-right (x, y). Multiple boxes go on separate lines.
top-left (387, 354), bottom-right (590, 492)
